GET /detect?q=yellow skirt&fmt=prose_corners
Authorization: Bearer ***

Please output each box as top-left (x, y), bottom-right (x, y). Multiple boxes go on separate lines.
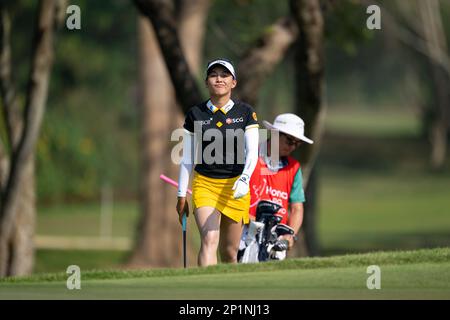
top-left (192, 171), bottom-right (250, 224)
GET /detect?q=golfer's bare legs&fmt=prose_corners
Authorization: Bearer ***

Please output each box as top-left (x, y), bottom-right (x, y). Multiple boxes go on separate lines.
top-left (195, 206), bottom-right (221, 266)
top-left (219, 215), bottom-right (243, 263)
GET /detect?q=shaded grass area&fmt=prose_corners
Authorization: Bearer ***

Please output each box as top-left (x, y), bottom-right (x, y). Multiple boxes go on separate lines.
top-left (319, 134), bottom-right (439, 173)
top-left (37, 202), bottom-right (139, 237)
top-left (324, 107), bottom-right (421, 138)
top-left (316, 129), bottom-right (450, 255)
top-left (35, 249), bottom-right (130, 274)
top-left (2, 248), bottom-right (450, 300)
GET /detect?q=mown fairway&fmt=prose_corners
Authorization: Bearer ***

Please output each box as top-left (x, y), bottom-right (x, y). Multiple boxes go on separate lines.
top-left (2, 248), bottom-right (449, 300)
top-left (26, 108), bottom-right (450, 299)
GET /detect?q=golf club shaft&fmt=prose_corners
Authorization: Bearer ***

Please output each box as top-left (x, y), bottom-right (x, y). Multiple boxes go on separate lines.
top-left (182, 213), bottom-right (187, 268)
top-left (160, 174), bottom-right (189, 268)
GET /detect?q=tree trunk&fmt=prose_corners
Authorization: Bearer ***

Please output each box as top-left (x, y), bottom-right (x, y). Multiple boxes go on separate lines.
top-left (128, 0), bottom-right (209, 268)
top-left (417, 0), bottom-right (449, 170)
top-left (0, 0), bottom-right (60, 277)
top-left (128, 17), bottom-right (179, 268)
top-left (0, 5), bottom-right (38, 277)
top-left (290, 0), bottom-right (325, 257)
top-left (8, 158), bottom-right (35, 275)
top-left (177, 0), bottom-right (210, 72)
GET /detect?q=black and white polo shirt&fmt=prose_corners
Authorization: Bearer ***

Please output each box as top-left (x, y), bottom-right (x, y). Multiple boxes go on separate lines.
top-left (183, 99), bottom-right (259, 179)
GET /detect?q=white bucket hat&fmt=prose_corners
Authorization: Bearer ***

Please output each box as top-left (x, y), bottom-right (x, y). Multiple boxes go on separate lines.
top-left (263, 113), bottom-right (314, 144)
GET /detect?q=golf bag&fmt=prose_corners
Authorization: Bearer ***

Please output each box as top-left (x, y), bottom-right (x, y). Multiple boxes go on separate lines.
top-left (238, 200), bottom-right (295, 263)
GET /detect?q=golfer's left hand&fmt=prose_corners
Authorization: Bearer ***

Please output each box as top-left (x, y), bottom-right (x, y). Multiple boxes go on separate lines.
top-left (176, 197), bottom-right (189, 225)
top-left (232, 174), bottom-right (249, 199)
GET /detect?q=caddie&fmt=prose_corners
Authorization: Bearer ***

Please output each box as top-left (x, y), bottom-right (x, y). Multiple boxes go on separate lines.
top-left (239, 113), bottom-right (313, 261)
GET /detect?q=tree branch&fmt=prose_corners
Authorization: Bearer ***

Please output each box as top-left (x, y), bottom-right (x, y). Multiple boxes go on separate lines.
top-left (133, 0), bottom-right (204, 112)
top-left (361, 0), bottom-right (450, 75)
top-left (234, 17), bottom-right (299, 106)
top-left (290, 0), bottom-right (326, 187)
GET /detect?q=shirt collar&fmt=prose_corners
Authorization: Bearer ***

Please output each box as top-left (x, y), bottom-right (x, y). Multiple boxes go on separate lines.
top-left (259, 141), bottom-right (288, 172)
top-left (206, 99), bottom-right (234, 115)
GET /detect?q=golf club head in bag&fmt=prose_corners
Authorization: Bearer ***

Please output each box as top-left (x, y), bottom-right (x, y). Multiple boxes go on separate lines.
top-left (254, 200), bottom-right (284, 262)
top-left (268, 244), bottom-right (288, 260)
top-left (272, 239), bottom-right (289, 252)
top-left (268, 224), bottom-right (295, 260)
top-left (274, 223), bottom-right (295, 237)
top-left (238, 200), bottom-right (287, 263)
top-left (255, 200), bottom-right (283, 223)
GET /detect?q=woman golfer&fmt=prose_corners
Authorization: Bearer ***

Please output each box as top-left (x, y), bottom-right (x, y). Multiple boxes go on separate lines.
top-left (176, 59), bottom-right (259, 266)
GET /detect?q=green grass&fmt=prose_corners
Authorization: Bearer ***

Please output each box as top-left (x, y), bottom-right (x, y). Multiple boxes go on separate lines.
top-left (8, 109), bottom-right (450, 299)
top-left (33, 108), bottom-right (450, 275)
top-left (318, 169), bottom-right (450, 255)
top-left (35, 249), bottom-right (130, 274)
top-left (37, 202), bottom-right (139, 237)
top-left (324, 107), bottom-right (420, 137)
top-left (2, 247), bottom-right (450, 299)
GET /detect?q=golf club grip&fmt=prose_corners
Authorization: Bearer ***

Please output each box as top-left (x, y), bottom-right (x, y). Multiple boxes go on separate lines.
top-left (183, 230), bottom-right (187, 268)
top-left (182, 213), bottom-right (187, 231)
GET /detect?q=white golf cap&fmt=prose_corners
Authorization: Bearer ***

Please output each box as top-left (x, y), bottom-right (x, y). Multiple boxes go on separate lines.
top-left (263, 113), bottom-right (314, 144)
top-left (206, 59), bottom-right (236, 79)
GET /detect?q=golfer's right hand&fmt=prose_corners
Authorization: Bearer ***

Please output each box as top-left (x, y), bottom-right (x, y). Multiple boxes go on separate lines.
top-left (176, 196), bottom-right (189, 225)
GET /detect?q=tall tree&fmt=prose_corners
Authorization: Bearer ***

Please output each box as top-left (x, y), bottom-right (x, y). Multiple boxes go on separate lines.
top-left (0, 0), bottom-right (65, 277)
top-left (290, 0), bottom-right (326, 257)
top-left (128, 0), bottom-right (210, 268)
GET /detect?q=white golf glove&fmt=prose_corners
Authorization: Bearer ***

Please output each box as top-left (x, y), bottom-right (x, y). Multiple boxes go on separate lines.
top-left (232, 174), bottom-right (250, 199)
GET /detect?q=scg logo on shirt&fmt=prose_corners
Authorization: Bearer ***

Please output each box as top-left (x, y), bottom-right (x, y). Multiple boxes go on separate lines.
top-left (226, 117), bottom-right (244, 124)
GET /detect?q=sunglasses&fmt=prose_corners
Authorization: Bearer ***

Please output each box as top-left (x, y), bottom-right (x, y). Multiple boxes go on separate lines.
top-left (280, 133), bottom-right (303, 147)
